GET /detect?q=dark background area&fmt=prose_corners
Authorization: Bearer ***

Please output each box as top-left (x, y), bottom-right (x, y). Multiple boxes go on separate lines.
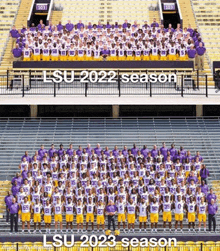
top-left (0, 105), bottom-right (220, 117)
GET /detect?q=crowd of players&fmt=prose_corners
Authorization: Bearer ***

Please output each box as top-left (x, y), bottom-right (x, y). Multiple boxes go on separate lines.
top-left (10, 19), bottom-right (206, 66)
top-left (6, 142), bottom-right (217, 234)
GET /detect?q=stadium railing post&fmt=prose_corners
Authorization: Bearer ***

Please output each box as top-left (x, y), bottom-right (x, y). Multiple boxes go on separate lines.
top-left (206, 75), bottom-right (208, 97)
top-left (54, 81), bottom-right (56, 97)
top-left (118, 70), bottom-right (121, 97)
top-left (197, 70), bottom-right (199, 90)
top-left (85, 82), bottom-right (88, 97)
top-left (181, 74), bottom-right (184, 97)
top-left (150, 81), bottom-right (152, 97)
top-left (16, 242), bottom-right (18, 251)
top-left (146, 70), bottom-right (148, 90)
top-left (6, 70), bottom-right (9, 90)
top-left (201, 242), bottom-right (203, 251)
top-left (29, 69), bottom-right (31, 89)
top-left (22, 75), bottom-right (24, 97)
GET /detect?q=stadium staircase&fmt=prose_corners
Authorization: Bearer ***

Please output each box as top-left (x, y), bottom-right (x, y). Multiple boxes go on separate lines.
top-left (179, 0), bottom-right (215, 87)
top-left (0, 181), bottom-right (11, 219)
top-left (0, 0), bottom-right (32, 75)
top-left (191, 0), bottom-right (220, 64)
top-left (49, 10), bottom-right (63, 26)
top-left (0, 0), bottom-right (20, 75)
top-left (0, 117), bottom-right (219, 233)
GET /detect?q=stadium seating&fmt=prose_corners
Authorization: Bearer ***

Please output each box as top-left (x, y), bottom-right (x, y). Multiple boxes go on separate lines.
top-left (0, 0), bottom-right (32, 74)
top-left (179, 0), bottom-right (214, 86)
top-left (0, 242), bottom-right (219, 251)
top-left (190, 0), bottom-right (220, 85)
top-left (0, 118), bottom-right (219, 233)
top-left (0, 0), bottom-right (20, 72)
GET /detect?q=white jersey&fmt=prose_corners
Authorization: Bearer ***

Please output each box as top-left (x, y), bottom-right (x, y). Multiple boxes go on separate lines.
top-left (139, 203), bottom-right (147, 217)
top-left (17, 192), bottom-right (26, 204)
top-left (44, 183), bottom-right (53, 194)
top-left (52, 192), bottom-right (61, 205)
top-left (32, 192), bottom-right (41, 203)
top-left (117, 202), bottom-right (126, 214)
top-left (86, 203), bottom-right (94, 214)
top-left (150, 203), bottom-right (159, 213)
top-left (33, 204), bottom-right (42, 214)
top-left (175, 201), bottom-right (184, 214)
top-left (76, 205), bottom-right (84, 215)
top-left (97, 205), bottom-right (105, 215)
top-left (44, 205), bottom-right (52, 216)
top-left (65, 203), bottom-right (74, 215)
top-left (163, 202), bottom-right (172, 212)
top-left (21, 202), bottom-right (31, 213)
top-left (22, 184), bottom-right (31, 195)
top-left (23, 48), bottom-right (31, 58)
top-left (54, 203), bottom-right (63, 215)
top-left (127, 203), bottom-right (136, 214)
top-left (198, 203), bottom-right (207, 214)
top-left (188, 202), bottom-right (196, 213)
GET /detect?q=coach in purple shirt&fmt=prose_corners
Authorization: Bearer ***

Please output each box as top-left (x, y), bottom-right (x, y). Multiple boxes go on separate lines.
top-left (77, 20), bottom-right (84, 29)
top-left (194, 151), bottom-right (203, 162)
top-left (208, 199), bottom-right (218, 232)
top-left (200, 164), bottom-right (209, 183)
top-left (38, 145), bottom-right (47, 157)
top-left (180, 146), bottom-right (186, 156)
top-left (11, 173), bottom-right (22, 186)
top-left (57, 21), bottom-right (63, 31)
top-left (21, 151), bottom-right (31, 163)
top-left (66, 20), bottom-right (74, 31)
top-left (200, 180), bottom-right (209, 195)
top-left (85, 144), bottom-right (93, 156)
top-left (94, 143), bottom-right (102, 156)
top-left (131, 144), bottom-right (139, 156)
top-left (188, 45), bottom-right (196, 66)
top-left (151, 145), bottom-right (158, 158)
top-left (122, 146), bottom-right (128, 157)
top-left (48, 144), bottom-right (57, 158)
top-left (141, 145), bottom-right (149, 158)
top-left (10, 25), bottom-right (19, 50)
top-left (12, 44), bottom-right (22, 61)
top-left (122, 19), bottom-right (128, 28)
top-left (207, 189), bottom-right (217, 204)
top-left (67, 144), bottom-right (74, 156)
top-left (11, 181), bottom-right (20, 197)
top-left (76, 146), bottom-right (82, 156)
top-left (185, 151), bottom-right (193, 162)
top-left (5, 191), bottom-right (13, 223)
top-left (160, 142), bottom-right (168, 159)
top-left (37, 20), bottom-right (45, 29)
top-left (169, 144), bottom-right (177, 157)
top-left (151, 18), bottom-right (159, 27)
top-left (196, 43), bottom-right (206, 70)
top-left (104, 146), bottom-right (110, 157)
top-left (9, 198), bottom-right (19, 233)
top-left (112, 146), bottom-right (119, 157)
top-left (57, 144), bottom-right (65, 156)
top-left (106, 201), bottom-right (117, 231)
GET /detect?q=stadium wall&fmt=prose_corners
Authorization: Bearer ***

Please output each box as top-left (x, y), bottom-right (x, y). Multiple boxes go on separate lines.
top-left (1, 105), bottom-right (220, 117)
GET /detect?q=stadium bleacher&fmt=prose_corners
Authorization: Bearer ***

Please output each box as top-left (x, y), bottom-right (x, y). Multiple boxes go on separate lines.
top-left (0, 0), bottom-right (20, 69)
top-left (179, 0), bottom-right (215, 86)
top-left (0, 117), bottom-right (219, 234)
top-left (0, 0), bottom-right (32, 74)
top-left (191, 0), bottom-right (220, 85)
